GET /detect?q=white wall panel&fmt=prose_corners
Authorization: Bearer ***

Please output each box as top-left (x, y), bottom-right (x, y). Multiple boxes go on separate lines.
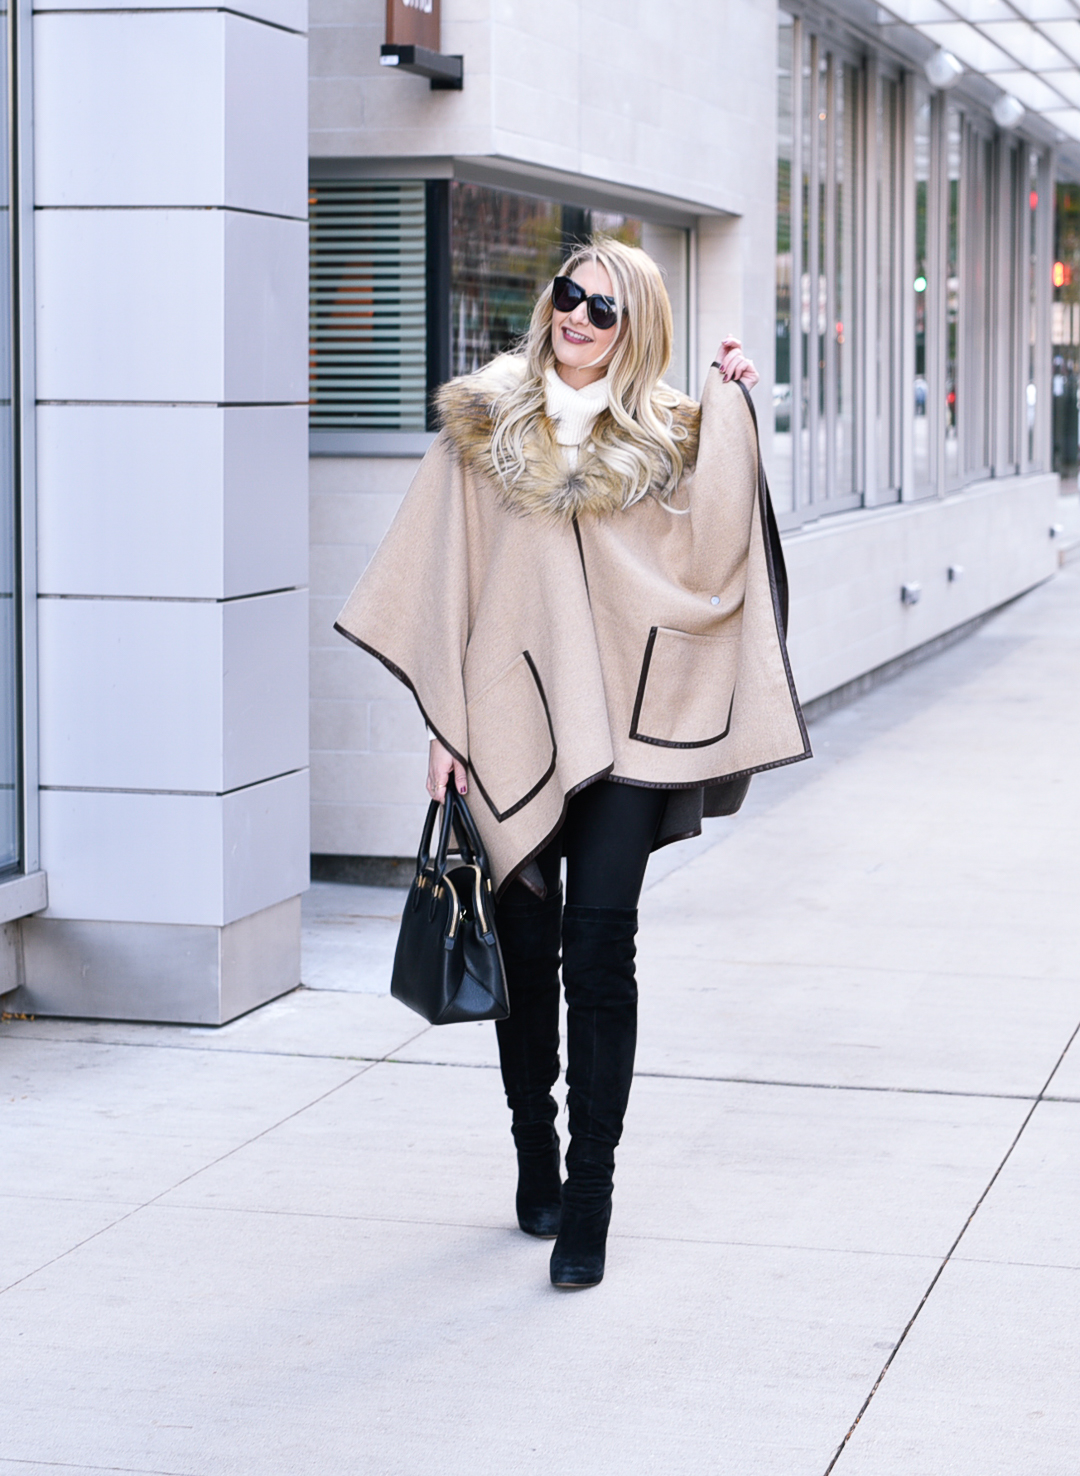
top-left (309, 0), bottom-right (772, 221)
top-left (34, 12), bottom-right (306, 216)
top-left (223, 405), bottom-right (309, 596)
top-left (36, 210), bottom-right (306, 403)
top-left (224, 13), bottom-right (308, 221)
top-left (38, 598), bottom-right (224, 791)
top-left (223, 590), bottom-right (308, 791)
top-left (37, 405), bottom-right (308, 599)
top-left (34, 0), bottom-right (306, 40)
top-left (41, 789), bottom-right (226, 924)
top-left (785, 475), bottom-right (1061, 703)
top-left (36, 209), bottom-right (225, 402)
top-left (34, 13), bottom-right (225, 208)
top-left (37, 405), bottom-right (225, 597)
top-left (39, 591), bottom-right (307, 792)
top-left (224, 211), bottom-right (309, 403)
top-left (223, 769), bottom-right (309, 923)
top-left (41, 770), bottom-right (308, 926)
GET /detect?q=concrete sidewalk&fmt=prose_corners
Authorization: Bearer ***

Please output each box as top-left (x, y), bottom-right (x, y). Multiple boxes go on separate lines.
top-left (3, 565), bottom-right (1079, 1476)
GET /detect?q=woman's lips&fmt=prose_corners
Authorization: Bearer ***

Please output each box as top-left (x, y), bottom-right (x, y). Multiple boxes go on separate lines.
top-left (562, 326), bottom-right (592, 344)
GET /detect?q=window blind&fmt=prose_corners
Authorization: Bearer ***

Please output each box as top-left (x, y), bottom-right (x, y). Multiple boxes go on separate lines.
top-left (309, 180), bottom-right (427, 430)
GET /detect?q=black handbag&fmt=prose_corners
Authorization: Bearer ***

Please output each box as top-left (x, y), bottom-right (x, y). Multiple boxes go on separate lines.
top-left (390, 789), bottom-right (509, 1025)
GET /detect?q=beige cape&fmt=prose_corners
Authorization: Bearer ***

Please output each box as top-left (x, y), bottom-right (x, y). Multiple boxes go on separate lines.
top-left (335, 358), bottom-right (810, 893)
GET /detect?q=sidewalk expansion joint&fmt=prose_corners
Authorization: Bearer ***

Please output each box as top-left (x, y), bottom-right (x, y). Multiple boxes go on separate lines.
top-left (384, 1053), bottom-right (1061, 1105)
top-left (0, 1025), bottom-right (434, 1301)
top-left (822, 1013), bottom-right (1080, 1474)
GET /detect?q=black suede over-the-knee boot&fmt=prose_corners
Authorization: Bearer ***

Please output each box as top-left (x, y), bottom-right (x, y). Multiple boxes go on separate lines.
top-left (494, 888), bottom-right (564, 1238)
top-left (551, 904), bottom-right (639, 1288)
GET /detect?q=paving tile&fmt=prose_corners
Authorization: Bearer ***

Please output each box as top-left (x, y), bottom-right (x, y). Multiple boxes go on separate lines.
top-left (392, 1016), bottom-right (502, 1068)
top-left (952, 1101), bottom-right (1080, 1272)
top-left (0, 1202), bottom-right (935, 1476)
top-left (632, 956), bottom-right (1080, 1097)
top-left (301, 880), bottom-right (405, 994)
top-left (835, 1259), bottom-right (1080, 1475)
top-left (0, 1193), bottom-right (140, 1292)
top-left (1044, 1025), bottom-right (1080, 1101)
top-left (0, 987), bottom-right (428, 1063)
top-left (0, 1036), bottom-right (362, 1204)
top-left (160, 1061), bottom-right (1027, 1264)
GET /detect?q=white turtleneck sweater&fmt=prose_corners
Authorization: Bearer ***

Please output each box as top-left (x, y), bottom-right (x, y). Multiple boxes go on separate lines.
top-left (544, 366), bottom-right (609, 467)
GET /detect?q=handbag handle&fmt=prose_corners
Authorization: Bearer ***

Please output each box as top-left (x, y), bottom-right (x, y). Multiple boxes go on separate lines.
top-left (415, 798), bottom-right (443, 876)
top-left (445, 789), bottom-right (493, 878)
top-left (432, 788), bottom-right (490, 876)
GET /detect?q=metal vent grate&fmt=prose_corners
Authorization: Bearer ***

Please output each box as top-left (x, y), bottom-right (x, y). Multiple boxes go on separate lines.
top-left (309, 180), bottom-right (427, 431)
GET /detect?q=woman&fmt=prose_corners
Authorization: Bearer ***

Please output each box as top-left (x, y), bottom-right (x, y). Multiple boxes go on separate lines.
top-left (336, 238), bottom-right (809, 1289)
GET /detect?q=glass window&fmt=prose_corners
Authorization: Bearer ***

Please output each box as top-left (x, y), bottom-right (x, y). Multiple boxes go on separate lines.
top-left (798, 27), bottom-right (812, 505)
top-left (449, 185), bottom-right (564, 377)
top-left (308, 180), bottom-right (428, 431)
top-left (912, 92), bottom-right (931, 491)
top-left (448, 183), bottom-right (656, 380)
top-left (1027, 151), bottom-right (1040, 467)
top-left (963, 129), bottom-right (993, 480)
top-left (309, 178), bottom-right (690, 433)
top-left (0, 0), bottom-right (19, 874)
top-left (1005, 143), bottom-right (1022, 474)
top-left (875, 74), bottom-right (901, 497)
top-left (834, 61), bottom-right (858, 500)
top-left (1052, 180), bottom-right (1080, 476)
top-left (944, 105), bottom-right (961, 484)
top-left (775, 12), bottom-right (860, 519)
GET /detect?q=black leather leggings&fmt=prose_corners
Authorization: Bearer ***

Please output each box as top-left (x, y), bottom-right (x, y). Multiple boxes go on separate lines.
top-left (503, 780), bottom-right (668, 909)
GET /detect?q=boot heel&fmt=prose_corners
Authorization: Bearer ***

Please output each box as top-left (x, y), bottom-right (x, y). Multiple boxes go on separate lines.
top-left (513, 1121), bottom-right (562, 1237)
top-left (516, 1145), bottom-right (562, 1238)
top-left (549, 1200), bottom-right (611, 1287)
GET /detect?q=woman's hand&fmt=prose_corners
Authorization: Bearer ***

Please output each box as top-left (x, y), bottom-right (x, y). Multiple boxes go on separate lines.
top-left (427, 737), bottom-right (468, 802)
top-left (716, 338), bottom-right (760, 391)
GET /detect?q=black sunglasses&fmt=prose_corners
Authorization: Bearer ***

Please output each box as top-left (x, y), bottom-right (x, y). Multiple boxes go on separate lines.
top-left (551, 275), bottom-right (620, 331)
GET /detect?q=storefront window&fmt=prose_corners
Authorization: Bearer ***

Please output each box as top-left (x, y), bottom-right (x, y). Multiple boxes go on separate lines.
top-left (449, 184), bottom-right (666, 382)
top-left (774, 12), bottom-right (794, 513)
top-left (913, 92), bottom-right (931, 491)
top-left (777, 12), bottom-right (860, 518)
top-left (1027, 151), bottom-right (1041, 466)
top-left (449, 185), bottom-right (565, 377)
top-left (1051, 180), bottom-right (1080, 477)
top-left (834, 61), bottom-right (858, 500)
top-left (308, 180), bottom-right (429, 431)
top-left (964, 130), bottom-right (994, 480)
top-left (875, 73), bottom-right (901, 498)
top-left (309, 177), bottom-right (691, 434)
top-left (944, 105), bottom-right (961, 484)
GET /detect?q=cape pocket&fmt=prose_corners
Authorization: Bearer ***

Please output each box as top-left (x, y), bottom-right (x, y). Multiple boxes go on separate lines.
top-left (630, 626), bottom-right (738, 749)
top-left (466, 651), bottom-right (557, 822)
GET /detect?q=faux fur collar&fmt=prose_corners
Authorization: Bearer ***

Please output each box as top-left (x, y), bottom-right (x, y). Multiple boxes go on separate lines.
top-left (436, 355), bottom-right (701, 521)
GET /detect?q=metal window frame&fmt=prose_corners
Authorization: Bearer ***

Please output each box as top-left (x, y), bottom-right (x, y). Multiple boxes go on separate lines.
top-left (991, 136), bottom-right (1020, 478)
top-left (1032, 147), bottom-right (1054, 474)
top-left (778, 5), bottom-right (1054, 521)
top-left (779, 15), bottom-right (865, 531)
top-left (4, 0), bottom-right (39, 888)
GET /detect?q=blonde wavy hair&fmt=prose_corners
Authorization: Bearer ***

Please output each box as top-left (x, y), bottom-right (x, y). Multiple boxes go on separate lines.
top-left (488, 236), bottom-right (690, 508)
